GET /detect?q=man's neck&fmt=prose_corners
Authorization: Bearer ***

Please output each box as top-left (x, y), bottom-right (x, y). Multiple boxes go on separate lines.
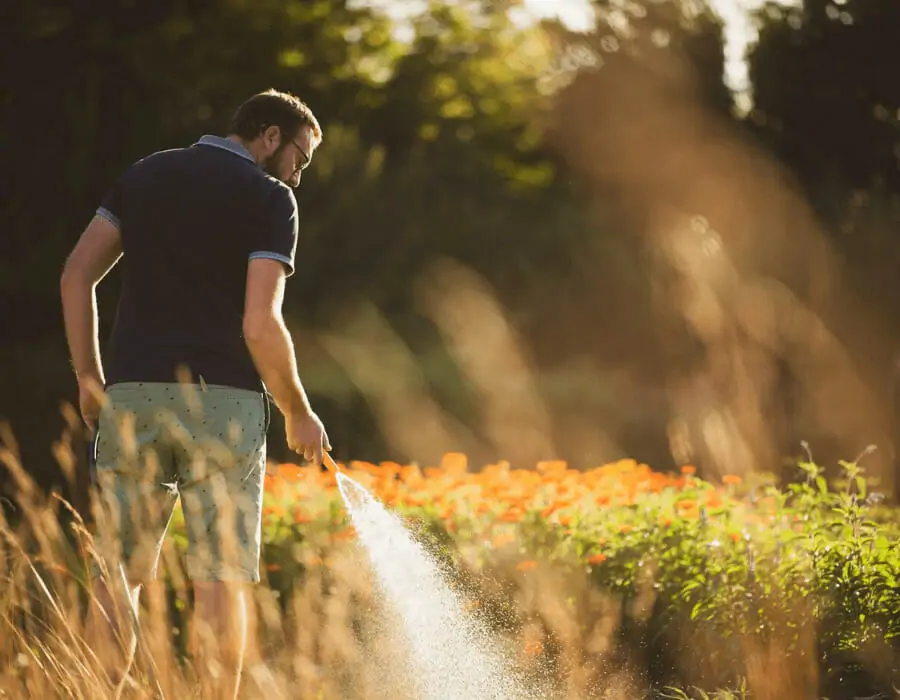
top-left (226, 134), bottom-right (263, 165)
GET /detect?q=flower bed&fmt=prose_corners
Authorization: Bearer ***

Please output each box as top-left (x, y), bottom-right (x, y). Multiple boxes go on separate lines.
top-left (162, 453), bottom-right (900, 697)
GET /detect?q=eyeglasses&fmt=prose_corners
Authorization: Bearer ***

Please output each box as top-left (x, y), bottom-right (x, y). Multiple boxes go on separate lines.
top-left (258, 123), bottom-right (312, 170)
top-left (291, 138), bottom-right (311, 170)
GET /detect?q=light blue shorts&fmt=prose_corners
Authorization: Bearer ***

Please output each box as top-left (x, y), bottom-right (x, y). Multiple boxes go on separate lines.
top-left (90, 382), bottom-right (268, 583)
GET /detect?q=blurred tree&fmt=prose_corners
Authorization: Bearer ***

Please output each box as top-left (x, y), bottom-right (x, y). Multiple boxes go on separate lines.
top-left (748, 0), bottom-right (900, 206)
top-left (543, 0), bottom-right (733, 368)
top-left (0, 0), bottom-right (404, 482)
top-left (0, 0), bottom-right (597, 483)
top-left (746, 0), bottom-right (900, 496)
top-left (3, 0), bottom-right (784, 487)
top-left (290, 0), bottom-right (582, 318)
top-left (746, 0), bottom-right (900, 321)
top-left (0, 0), bottom-right (400, 302)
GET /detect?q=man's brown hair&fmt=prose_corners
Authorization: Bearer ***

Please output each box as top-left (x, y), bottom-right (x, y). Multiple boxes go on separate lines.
top-left (228, 89), bottom-right (322, 146)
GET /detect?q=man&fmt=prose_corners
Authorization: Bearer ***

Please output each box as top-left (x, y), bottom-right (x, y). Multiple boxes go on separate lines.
top-left (60, 88), bottom-right (330, 699)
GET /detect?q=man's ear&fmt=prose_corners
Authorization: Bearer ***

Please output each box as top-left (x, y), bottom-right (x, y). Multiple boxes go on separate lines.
top-left (263, 125), bottom-right (282, 150)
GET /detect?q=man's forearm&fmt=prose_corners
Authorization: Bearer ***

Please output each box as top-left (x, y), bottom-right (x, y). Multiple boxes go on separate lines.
top-left (60, 276), bottom-right (105, 385)
top-left (244, 316), bottom-right (312, 418)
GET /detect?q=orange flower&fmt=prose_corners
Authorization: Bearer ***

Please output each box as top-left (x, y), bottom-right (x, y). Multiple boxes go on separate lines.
top-left (278, 463), bottom-right (305, 482)
top-left (263, 503), bottom-right (286, 520)
top-left (333, 526), bottom-right (356, 541)
top-left (259, 453), bottom-right (767, 566)
top-left (536, 460), bottom-right (567, 476)
top-left (441, 452), bottom-right (468, 475)
top-left (516, 560), bottom-right (538, 572)
top-left (705, 493), bottom-right (723, 509)
top-left (675, 499), bottom-right (700, 520)
top-left (293, 508), bottom-right (314, 524)
top-left (498, 507), bottom-right (524, 523)
top-left (399, 465), bottom-right (424, 485)
top-left (474, 501), bottom-right (492, 516)
top-left (540, 504), bottom-right (559, 518)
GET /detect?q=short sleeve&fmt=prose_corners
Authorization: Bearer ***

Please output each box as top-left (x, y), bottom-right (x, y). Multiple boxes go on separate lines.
top-left (249, 184), bottom-right (299, 277)
top-left (96, 174), bottom-right (124, 230)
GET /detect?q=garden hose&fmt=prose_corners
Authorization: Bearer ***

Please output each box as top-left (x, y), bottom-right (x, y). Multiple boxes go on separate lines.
top-left (322, 452), bottom-right (342, 475)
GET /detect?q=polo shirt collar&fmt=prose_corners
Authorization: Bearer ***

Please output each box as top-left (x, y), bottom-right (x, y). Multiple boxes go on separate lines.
top-left (194, 134), bottom-right (256, 164)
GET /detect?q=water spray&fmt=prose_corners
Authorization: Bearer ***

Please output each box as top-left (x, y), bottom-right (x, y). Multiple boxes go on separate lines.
top-left (320, 448), bottom-right (546, 700)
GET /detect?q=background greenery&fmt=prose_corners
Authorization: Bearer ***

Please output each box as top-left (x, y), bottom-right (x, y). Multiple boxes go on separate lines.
top-left (4, 0), bottom-right (900, 508)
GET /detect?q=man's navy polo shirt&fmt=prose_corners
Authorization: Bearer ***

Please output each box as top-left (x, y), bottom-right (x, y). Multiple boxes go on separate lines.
top-left (95, 134), bottom-right (299, 393)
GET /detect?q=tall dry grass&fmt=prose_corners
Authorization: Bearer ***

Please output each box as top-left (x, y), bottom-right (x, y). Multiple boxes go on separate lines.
top-left (0, 416), bottom-right (844, 700)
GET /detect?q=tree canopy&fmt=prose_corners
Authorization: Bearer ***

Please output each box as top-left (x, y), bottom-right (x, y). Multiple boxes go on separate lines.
top-left (4, 0), bottom-right (900, 500)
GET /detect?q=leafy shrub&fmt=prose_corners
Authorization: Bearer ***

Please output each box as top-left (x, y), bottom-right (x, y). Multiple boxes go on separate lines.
top-left (208, 450), bottom-right (900, 696)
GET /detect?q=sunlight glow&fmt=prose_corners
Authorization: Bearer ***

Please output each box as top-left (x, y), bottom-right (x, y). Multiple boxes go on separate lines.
top-left (514, 0), bottom-right (597, 33)
top-left (704, 0), bottom-right (800, 113)
top-left (359, 0), bottom-right (799, 112)
top-left (516, 0), bottom-right (798, 113)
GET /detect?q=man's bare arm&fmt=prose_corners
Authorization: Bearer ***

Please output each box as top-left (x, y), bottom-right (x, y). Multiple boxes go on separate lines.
top-left (60, 215), bottom-right (123, 386)
top-left (242, 258), bottom-right (312, 418)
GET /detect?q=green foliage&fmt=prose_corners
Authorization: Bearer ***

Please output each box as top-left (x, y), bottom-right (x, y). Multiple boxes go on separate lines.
top-left (233, 454), bottom-right (900, 694)
top-left (659, 680), bottom-right (750, 700)
top-left (749, 0), bottom-right (900, 196)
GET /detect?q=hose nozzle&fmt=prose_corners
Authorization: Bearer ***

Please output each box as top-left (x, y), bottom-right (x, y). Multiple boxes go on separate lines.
top-left (323, 452), bottom-right (342, 474)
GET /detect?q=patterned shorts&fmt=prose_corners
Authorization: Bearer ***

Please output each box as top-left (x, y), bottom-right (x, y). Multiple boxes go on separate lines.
top-left (90, 381), bottom-right (269, 583)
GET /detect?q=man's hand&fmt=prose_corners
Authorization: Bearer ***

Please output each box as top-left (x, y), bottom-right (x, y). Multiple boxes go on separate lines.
top-left (78, 376), bottom-right (106, 432)
top-left (285, 410), bottom-right (331, 467)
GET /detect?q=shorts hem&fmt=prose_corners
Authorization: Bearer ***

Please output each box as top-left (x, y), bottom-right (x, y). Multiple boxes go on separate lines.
top-left (185, 567), bottom-right (261, 584)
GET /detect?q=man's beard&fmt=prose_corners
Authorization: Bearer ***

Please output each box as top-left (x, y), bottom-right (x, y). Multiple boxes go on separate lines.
top-left (261, 144), bottom-right (288, 179)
